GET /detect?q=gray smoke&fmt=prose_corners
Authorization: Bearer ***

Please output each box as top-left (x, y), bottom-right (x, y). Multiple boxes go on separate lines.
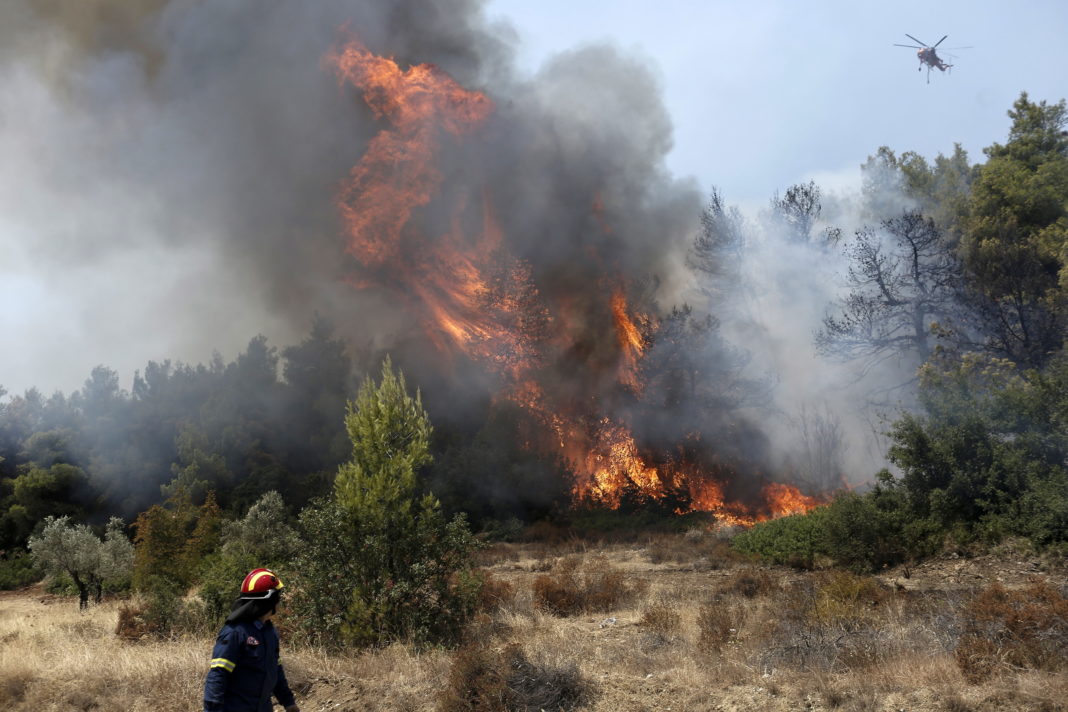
top-left (0, 0), bottom-right (522, 395)
top-left (2, 0), bottom-right (906, 495)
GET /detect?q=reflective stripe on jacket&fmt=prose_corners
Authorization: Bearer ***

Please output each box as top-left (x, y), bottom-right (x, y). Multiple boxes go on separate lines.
top-left (203, 619), bottom-right (295, 712)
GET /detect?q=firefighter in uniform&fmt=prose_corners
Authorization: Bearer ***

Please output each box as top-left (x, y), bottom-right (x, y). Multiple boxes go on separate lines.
top-left (203, 568), bottom-right (300, 712)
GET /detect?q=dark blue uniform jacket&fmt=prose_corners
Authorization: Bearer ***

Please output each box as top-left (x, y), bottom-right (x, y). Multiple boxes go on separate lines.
top-left (203, 619), bottom-right (296, 712)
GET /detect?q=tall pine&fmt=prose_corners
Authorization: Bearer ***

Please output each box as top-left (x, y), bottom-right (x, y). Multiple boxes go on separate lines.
top-left (312, 357), bottom-right (478, 647)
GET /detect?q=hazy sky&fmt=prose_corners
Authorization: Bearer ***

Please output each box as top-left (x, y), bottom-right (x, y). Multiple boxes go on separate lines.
top-left (486, 0), bottom-right (1068, 204)
top-left (2, 0), bottom-right (1066, 398)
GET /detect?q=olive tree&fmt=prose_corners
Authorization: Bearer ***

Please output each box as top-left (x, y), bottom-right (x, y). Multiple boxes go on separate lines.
top-left (28, 516), bottom-right (133, 608)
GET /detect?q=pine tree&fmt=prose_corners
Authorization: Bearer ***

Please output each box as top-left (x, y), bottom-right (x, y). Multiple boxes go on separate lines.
top-left (334, 355), bottom-right (434, 526)
top-left (295, 357), bottom-right (478, 647)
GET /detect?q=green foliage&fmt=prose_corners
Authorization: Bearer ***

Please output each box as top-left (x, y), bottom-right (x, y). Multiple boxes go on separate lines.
top-left (962, 93), bottom-right (1068, 367)
top-left (888, 352), bottom-right (1068, 545)
top-left (733, 475), bottom-right (941, 573)
top-left (820, 488), bottom-right (938, 571)
top-left (338, 509), bottom-right (480, 647)
top-left (430, 402), bottom-right (571, 526)
top-left (334, 356), bottom-right (433, 528)
top-left (131, 489), bottom-right (221, 591)
top-left (292, 358), bottom-right (480, 648)
top-left (197, 491), bottom-right (302, 625)
top-left (161, 427), bottom-right (232, 504)
top-left (862, 144), bottom-right (976, 236)
top-left (732, 507), bottom-right (828, 569)
top-left (287, 499), bottom-right (359, 645)
top-left (1, 462), bottom-right (90, 545)
top-left (741, 345), bottom-right (1068, 569)
top-left (0, 550), bottom-right (40, 590)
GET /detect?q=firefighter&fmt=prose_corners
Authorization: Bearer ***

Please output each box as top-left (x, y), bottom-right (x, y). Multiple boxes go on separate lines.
top-left (203, 568), bottom-right (300, 712)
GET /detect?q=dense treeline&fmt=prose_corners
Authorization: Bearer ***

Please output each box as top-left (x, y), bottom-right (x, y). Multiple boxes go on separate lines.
top-left (0, 318), bottom-right (355, 550)
top-left (0, 321), bottom-right (575, 557)
top-left (740, 93), bottom-right (1068, 568)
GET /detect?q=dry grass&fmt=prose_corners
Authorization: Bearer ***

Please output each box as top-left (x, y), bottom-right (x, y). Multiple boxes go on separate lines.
top-left (1, 535), bottom-right (1066, 711)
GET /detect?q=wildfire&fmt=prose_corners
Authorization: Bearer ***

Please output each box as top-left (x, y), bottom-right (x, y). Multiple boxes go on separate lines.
top-left (331, 39), bottom-right (494, 268)
top-left (330, 39), bottom-right (823, 526)
top-left (611, 290), bottom-right (648, 392)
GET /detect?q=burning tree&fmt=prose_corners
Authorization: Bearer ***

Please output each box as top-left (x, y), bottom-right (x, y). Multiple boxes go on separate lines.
top-left (326, 38), bottom-right (823, 526)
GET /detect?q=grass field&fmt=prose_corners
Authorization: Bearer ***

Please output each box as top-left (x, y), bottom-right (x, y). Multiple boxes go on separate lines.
top-left (1, 532), bottom-right (1065, 711)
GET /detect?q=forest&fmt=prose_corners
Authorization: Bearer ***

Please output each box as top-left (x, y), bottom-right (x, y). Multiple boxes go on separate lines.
top-left (1, 92), bottom-right (1067, 654)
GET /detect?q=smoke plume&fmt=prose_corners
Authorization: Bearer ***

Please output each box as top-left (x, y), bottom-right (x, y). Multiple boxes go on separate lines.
top-left (1, 0), bottom-right (903, 514)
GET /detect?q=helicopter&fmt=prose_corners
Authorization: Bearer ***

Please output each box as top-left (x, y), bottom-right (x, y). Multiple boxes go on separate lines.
top-left (894, 34), bottom-right (963, 83)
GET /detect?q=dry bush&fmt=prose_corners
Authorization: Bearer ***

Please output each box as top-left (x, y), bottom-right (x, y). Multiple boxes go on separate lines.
top-left (115, 602), bottom-right (153, 641)
top-left (643, 531), bottom-right (734, 567)
top-left (505, 645), bottom-right (592, 712)
top-left (437, 642), bottom-right (592, 712)
top-left (808, 571), bottom-right (889, 626)
top-left (0, 669), bottom-right (31, 705)
top-left (463, 612), bottom-right (512, 645)
top-left (942, 692), bottom-right (974, 711)
top-left (696, 601), bottom-right (742, 654)
top-left (639, 604), bottom-right (682, 635)
top-left (721, 567), bottom-right (776, 598)
top-left (438, 643), bottom-right (511, 712)
top-left (954, 581), bottom-right (1068, 684)
top-left (520, 521), bottom-right (577, 546)
top-left (531, 574), bottom-right (580, 617)
top-left (757, 572), bottom-right (893, 672)
top-left (531, 556), bottom-right (646, 617)
top-left (474, 543), bottom-right (520, 567)
top-left (638, 604), bottom-right (683, 652)
top-left (477, 572), bottom-right (517, 614)
top-left (823, 682), bottom-right (881, 712)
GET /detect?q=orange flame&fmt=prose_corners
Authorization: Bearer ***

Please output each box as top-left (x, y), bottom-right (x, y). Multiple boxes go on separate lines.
top-left (762, 481), bottom-right (823, 518)
top-left (331, 39), bottom-right (824, 525)
top-left (611, 290), bottom-right (648, 392)
top-left (332, 40), bottom-right (494, 268)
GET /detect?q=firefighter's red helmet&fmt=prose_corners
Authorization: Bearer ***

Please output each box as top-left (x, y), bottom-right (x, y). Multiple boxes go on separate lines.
top-left (240, 568), bottom-right (284, 598)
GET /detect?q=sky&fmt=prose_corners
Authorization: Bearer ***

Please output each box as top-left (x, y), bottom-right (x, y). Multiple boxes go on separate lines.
top-left (486, 0), bottom-right (1068, 205)
top-left (1, 0), bottom-right (1067, 398)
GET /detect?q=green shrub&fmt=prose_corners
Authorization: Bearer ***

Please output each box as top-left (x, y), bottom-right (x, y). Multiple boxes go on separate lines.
top-left (0, 551), bottom-right (40, 590)
top-left (196, 491), bottom-right (303, 628)
top-left (732, 507), bottom-right (828, 568)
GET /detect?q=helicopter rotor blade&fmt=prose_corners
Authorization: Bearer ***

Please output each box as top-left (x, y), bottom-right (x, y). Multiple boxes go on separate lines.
top-left (933, 35), bottom-right (948, 48)
top-left (894, 44), bottom-right (923, 48)
top-left (905, 34), bottom-right (929, 47)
